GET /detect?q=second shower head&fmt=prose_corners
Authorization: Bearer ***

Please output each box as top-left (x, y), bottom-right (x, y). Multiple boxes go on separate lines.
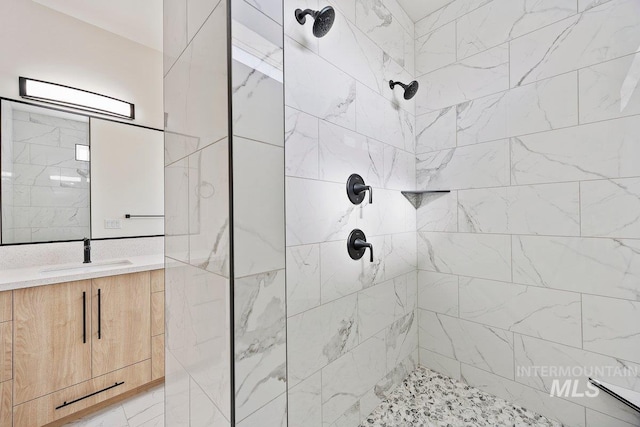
top-left (295, 6), bottom-right (335, 38)
top-left (389, 80), bottom-right (419, 100)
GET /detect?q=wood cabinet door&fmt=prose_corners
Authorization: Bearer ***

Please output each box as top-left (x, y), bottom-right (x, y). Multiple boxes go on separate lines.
top-left (14, 281), bottom-right (92, 404)
top-left (92, 272), bottom-right (151, 377)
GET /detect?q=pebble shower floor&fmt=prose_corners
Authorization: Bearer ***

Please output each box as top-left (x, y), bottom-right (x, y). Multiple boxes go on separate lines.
top-left (361, 367), bottom-right (563, 427)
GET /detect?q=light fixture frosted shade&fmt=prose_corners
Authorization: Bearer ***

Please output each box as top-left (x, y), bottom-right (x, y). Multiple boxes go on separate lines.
top-left (19, 77), bottom-right (135, 119)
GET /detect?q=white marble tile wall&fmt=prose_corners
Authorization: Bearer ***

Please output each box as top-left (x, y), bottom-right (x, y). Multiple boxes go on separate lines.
top-left (284, 0), bottom-right (418, 425)
top-left (415, 1), bottom-right (640, 426)
top-left (231, 0), bottom-right (287, 424)
top-left (1, 109), bottom-right (90, 243)
top-left (164, 0), bottom-right (232, 425)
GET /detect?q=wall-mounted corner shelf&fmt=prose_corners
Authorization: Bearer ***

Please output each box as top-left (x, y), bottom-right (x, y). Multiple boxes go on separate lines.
top-left (589, 378), bottom-right (640, 413)
top-left (401, 190), bottom-right (450, 209)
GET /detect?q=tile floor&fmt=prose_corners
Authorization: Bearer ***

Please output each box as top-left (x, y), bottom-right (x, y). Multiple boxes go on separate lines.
top-left (63, 385), bottom-right (164, 427)
top-left (361, 367), bottom-right (562, 426)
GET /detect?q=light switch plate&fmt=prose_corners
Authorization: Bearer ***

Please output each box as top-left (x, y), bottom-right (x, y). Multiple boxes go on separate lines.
top-left (104, 219), bottom-right (122, 229)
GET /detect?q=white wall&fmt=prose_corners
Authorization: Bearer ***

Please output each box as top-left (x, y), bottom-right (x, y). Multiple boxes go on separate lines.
top-left (414, 0), bottom-right (640, 426)
top-left (284, 0), bottom-right (418, 425)
top-left (0, 0), bottom-right (163, 129)
top-left (90, 118), bottom-right (164, 239)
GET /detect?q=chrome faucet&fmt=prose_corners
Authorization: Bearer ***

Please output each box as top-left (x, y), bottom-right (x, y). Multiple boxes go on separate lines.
top-left (83, 238), bottom-right (91, 264)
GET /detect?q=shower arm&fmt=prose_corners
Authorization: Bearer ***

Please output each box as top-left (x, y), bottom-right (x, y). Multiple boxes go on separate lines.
top-left (295, 8), bottom-right (318, 23)
top-left (389, 80), bottom-right (408, 90)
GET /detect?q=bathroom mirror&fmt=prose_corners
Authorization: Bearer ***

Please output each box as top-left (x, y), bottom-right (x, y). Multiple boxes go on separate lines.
top-left (0, 0), bottom-right (164, 246)
top-left (0, 99), bottom-right (164, 244)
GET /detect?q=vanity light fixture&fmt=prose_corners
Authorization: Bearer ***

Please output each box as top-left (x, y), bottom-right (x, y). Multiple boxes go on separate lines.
top-left (19, 77), bottom-right (135, 119)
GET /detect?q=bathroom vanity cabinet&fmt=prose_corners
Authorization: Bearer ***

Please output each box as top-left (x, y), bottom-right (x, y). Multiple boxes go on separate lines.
top-left (0, 269), bottom-right (164, 427)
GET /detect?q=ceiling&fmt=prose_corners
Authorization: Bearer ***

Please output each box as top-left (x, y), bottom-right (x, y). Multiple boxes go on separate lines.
top-left (396, 0), bottom-right (456, 22)
top-left (32, 0), bottom-right (162, 51)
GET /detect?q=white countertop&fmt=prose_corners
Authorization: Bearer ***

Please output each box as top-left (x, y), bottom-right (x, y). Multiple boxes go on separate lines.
top-left (0, 254), bottom-right (164, 292)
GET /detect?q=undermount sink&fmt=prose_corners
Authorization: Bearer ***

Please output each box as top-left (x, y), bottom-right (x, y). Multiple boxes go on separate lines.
top-left (40, 259), bottom-right (133, 274)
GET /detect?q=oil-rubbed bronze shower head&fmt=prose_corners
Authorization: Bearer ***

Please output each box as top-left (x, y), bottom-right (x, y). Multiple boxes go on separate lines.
top-left (389, 80), bottom-right (419, 100)
top-left (295, 6), bottom-right (336, 38)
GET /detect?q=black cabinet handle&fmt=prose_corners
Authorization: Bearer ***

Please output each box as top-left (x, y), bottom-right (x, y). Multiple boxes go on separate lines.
top-left (82, 292), bottom-right (86, 344)
top-left (55, 382), bottom-right (124, 410)
top-left (97, 288), bottom-right (101, 339)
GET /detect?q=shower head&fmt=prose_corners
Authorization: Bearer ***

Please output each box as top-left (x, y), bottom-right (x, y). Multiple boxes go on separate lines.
top-left (389, 80), bottom-right (419, 100)
top-left (295, 6), bottom-right (336, 38)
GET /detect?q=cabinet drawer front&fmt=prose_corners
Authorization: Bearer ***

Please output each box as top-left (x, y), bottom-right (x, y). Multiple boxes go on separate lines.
top-left (13, 359), bottom-right (151, 427)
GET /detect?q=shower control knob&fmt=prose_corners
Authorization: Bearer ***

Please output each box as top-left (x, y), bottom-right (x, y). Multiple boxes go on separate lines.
top-left (346, 174), bottom-right (373, 205)
top-left (347, 229), bottom-right (373, 262)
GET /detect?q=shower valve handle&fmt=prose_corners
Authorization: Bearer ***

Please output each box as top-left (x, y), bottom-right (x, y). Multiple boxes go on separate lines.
top-left (354, 239), bottom-right (373, 262)
top-left (347, 174), bottom-right (372, 205)
top-left (353, 183), bottom-right (373, 204)
top-left (347, 229), bottom-right (373, 263)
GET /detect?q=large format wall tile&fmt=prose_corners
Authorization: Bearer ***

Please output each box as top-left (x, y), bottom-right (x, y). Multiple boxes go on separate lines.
top-left (285, 37), bottom-right (356, 130)
top-left (457, 183), bottom-right (580, 236)
top-left (165, 260), bottom-right (231, 420)
top-left (514, 335), bottom-right (640, 425)
top-left (286, 244), bottom-right (321, 316)
top-left (318, 120), bottom-right (384, 187)
top-left (415, 22), bottom-right (456, 76)
top-left (188, 140), bottom-right (230, 277)
top-left (461, 364), bottom-right (587, 427)
top-left (191, 378), bottom-right (230, 427)
top-left (416, 44), bottom-right (509, 114)
top-left (320, 235), bottom-right (385, 303)
top-left (415, 0), bottom-right (491, 37)
top-left (355, 0), bottom-right (411, 72)
top-left (456, 0), bottom-right (576, 60)
top-left (356, 83), bottom-right (415, 152)
top-left (321, 334), bottom-right (387, 425)
top-left (233, 138), bottom-right (285, 278)
top-left (164, 0), bottom-right (187, 73)
top-left (415, 107), bottom-right (456, 154)
top-left (417, 271), bottom-right (458, 316)
top-left (288, 373), bottom-right (322, 427)
top-left (235, 270), bottom-right (287, 420)
top-left (358, 272), bottom-right (416, 342)
top-left (581, 178), bottom-right (640, 238)
top-left (417, 140), bottom-right (510, 190)
top-left (236, 393), bottom-right (287, 427)
top-left (586, 410), bottom-right (640, 427)
top-left (512, 236), bottom-right (640, 300)
top-left (418, 348), bottom-right (461, 381)
top-left (165, 158), bottom-right (189, 263)
top-left (416, 191), bottom-right (458, 232)
top-left (510, 0), bottom-right (640, 87)
top-left (583, 296), bottom-right (640, 364)
top-left (164, 1), bottom-right (228, 161)
top-left (418, 231), bottom-right (511, 282)
top-left (285, 178), bottom-right (357, 246)
top-left (285, 107), bottom-right (319, 180)
top-left (419, 311), bottom-right (514, 379)
top-left (579, 52), bottom-right (640, 124)
top-left (456, 72), bottom-right (578, 146)
top-left (511, 116), bottom-right (640, 185)
top-left (287, 295), bottom-right (359, 387)
top-left (233, 59), bottom-right (284, 147)
top-left (318, 8), bottom-right (414, 112)
top-left (578, 0), bottom-right (614, 11)
top-left (459, 278), bottom-right (582, 346)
